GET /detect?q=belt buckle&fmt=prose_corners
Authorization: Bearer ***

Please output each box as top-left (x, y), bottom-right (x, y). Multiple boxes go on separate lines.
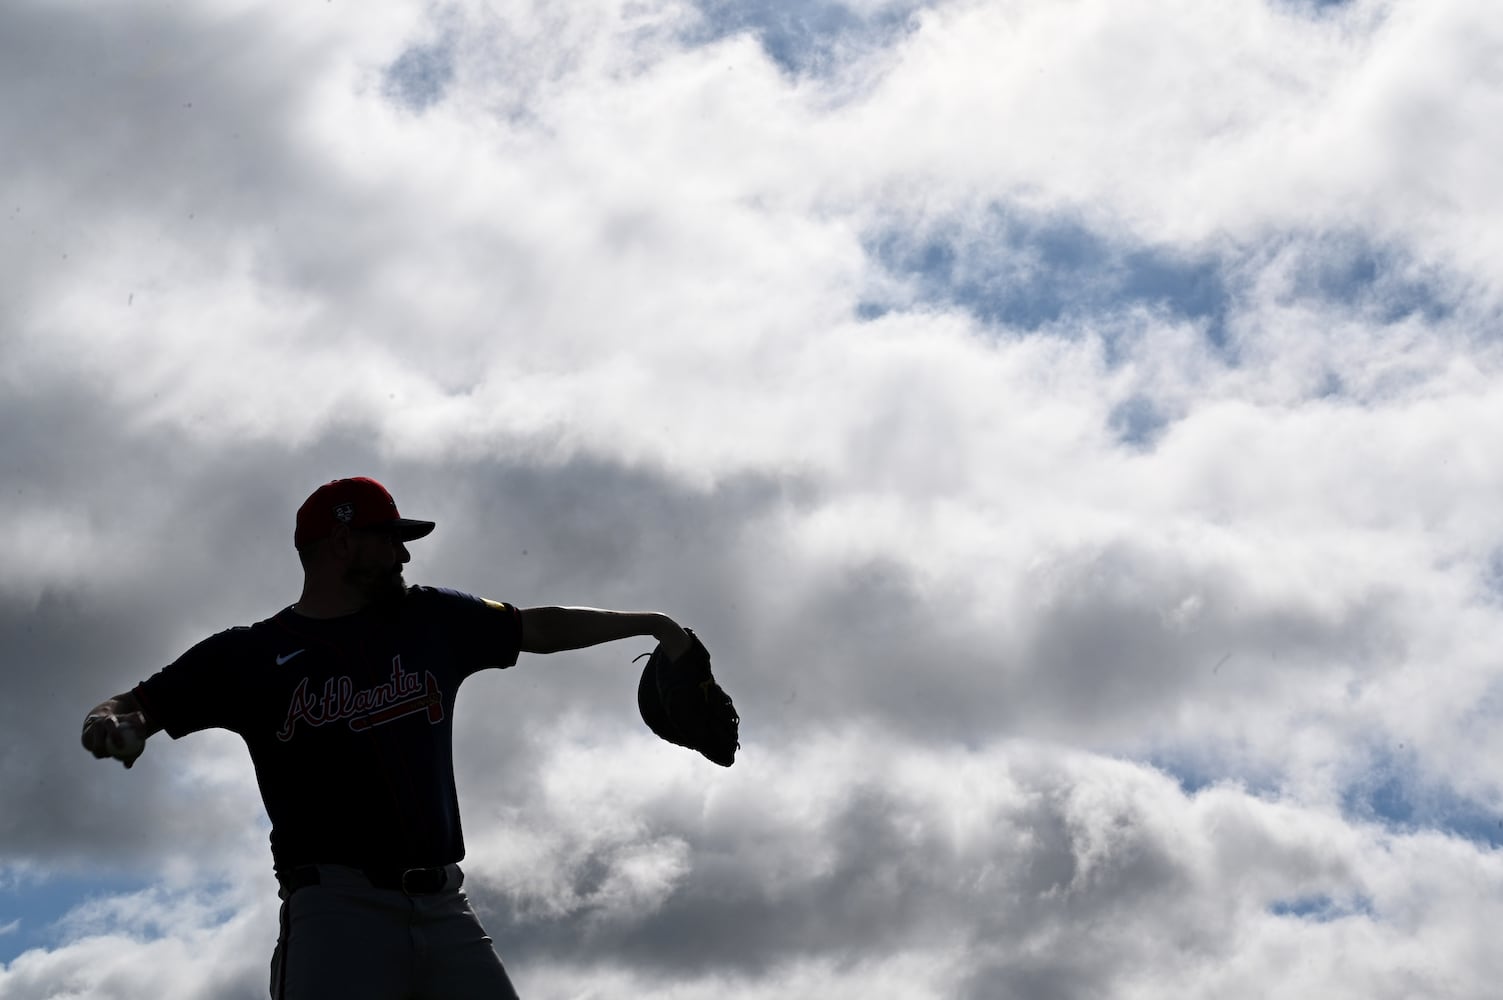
top-left (400, 866), bottom-right (445, 895)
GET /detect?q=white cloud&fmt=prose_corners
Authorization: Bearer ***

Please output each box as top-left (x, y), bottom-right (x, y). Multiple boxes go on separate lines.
top-left (6, 736), bottom-right (1500, 998)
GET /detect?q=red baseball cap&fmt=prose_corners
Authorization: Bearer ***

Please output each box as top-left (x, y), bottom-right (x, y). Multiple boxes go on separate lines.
top-left (294, 477), bottom-right (436, 549)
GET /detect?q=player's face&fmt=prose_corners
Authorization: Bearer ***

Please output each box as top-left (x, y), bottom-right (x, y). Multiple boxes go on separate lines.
top-left (344, 528), bottom-right (410, 604)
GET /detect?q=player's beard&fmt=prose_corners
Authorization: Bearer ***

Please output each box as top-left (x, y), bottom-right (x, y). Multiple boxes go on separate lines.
top-left (347, 561), bottom-right (406, 607)
top-left (377, 566), bottom-right (406, 602)
top-left (374, 564), bottom-right (406, 604)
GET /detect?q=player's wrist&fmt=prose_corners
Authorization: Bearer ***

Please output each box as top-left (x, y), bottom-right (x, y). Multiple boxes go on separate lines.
top-left (650, 616), bottom-right (691, 659)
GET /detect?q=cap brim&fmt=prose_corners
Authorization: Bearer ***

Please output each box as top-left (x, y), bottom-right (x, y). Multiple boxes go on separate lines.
top-left (389, 519), bottom-right (436, 541)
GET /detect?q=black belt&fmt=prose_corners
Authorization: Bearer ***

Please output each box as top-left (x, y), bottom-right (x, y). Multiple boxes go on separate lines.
top-left (281, 864), bottom-right (453, 896)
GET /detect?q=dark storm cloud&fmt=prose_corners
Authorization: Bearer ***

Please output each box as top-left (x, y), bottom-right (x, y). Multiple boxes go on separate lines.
top-left (1012, 538), bottom-right (1402, 743)
top-left (468, 758), bottom-right (1099, 977)
top-left (585, 526), bottom-right (1406, 758)
top-left (0, 392), bottom-right (410, 872)
top-left (450, 745), bottom-right (1350, 992)
top-left (423, 457), bottom-right (823, 800)
top-left (0, 0), bottom-right (464, 330)
top-left (422, 457), bottom-right (812, 611)
top-left (0, 594), bottom-right (232, 870)
top-left (0, 1), bottom-right (314, 229)
top-left (1, 368), bottom-right (822, 872)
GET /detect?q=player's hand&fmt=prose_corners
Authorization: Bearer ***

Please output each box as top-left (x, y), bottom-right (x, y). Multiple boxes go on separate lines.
top-left (82, 711), bottom-right (149, 769)
top-left (651, 616), bottom-right (693, 660)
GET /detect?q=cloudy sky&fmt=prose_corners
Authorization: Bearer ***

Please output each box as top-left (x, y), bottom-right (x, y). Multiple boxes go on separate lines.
top-left (3, 0), bottom-right (1502, 996)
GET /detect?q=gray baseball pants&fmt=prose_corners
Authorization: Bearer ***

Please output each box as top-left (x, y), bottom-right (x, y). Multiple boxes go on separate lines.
top-left (270, 863), bottom-right (520, 999)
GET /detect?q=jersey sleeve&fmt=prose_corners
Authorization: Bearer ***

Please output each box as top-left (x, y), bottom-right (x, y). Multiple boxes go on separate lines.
top-left (424, 588), bottom-right (523, 677)
top-left (132, 629), bottom-right (253, 739)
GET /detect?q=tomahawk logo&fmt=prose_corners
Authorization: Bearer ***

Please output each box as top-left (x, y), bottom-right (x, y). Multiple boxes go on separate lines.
top-left (277, 656), bottom-right (444, 741)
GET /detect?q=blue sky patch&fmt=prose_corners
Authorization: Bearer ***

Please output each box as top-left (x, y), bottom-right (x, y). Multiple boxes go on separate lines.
top-left (1108, 394), bottom-right (1170, 449)
top-left (1268, 893), bottom-right (1374, 922)
top-left (1483, 548), bottom-right (1503, 597)
top-left (0, 871), bottom-right (153, 965)
top-left (1268, 0), bottom-right (1357, 16)
top-left (1279, 233), bottom-right (1454, 325)
top-left (1341, 749), bottom-right (1503, 849)
top-left (861, 206), bottom-right (1234, 361)
top-left (1143, 755), bottom-right (1283, 803)
top-left (384, 39), bottom-right (457, 112)
top-left (1143, 754), bottom-right (1222, 798)
top-left (688, 0), bottom-right (922, 76)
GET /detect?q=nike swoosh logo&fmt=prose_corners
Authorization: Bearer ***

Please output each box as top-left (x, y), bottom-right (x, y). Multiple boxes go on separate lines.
top-left (276, 649), bottom-right (306, 665)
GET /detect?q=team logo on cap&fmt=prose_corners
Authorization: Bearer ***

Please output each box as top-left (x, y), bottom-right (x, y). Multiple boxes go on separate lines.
top-left (333, 503), bottom-right (355, 522)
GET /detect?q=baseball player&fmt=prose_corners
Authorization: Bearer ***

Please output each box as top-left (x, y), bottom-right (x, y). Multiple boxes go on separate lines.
top-left (80, 476), bottom-right (695, 999)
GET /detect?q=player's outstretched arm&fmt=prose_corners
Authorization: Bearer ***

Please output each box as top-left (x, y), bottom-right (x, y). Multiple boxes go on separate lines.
top-left (81, 691), bottom-right (163, 770)
top-left (519, 607), bottom-right (691, 658)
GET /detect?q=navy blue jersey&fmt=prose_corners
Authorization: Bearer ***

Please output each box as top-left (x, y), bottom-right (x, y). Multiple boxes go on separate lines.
top-left (133, 586), bottom-right (522, 874)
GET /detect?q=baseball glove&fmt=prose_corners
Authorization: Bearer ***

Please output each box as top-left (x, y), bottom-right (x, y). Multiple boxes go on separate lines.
top-left (636, 629), bottom-right (739, 767)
